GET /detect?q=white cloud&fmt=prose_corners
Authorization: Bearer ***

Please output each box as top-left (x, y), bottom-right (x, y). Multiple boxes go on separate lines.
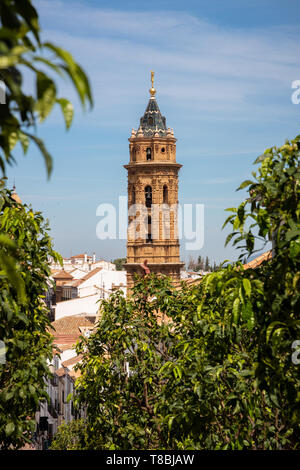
top-left (25, 1), bottom-right (299, 138)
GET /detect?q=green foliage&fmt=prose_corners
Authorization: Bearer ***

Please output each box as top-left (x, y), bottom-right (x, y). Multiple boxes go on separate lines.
top-left (224, 136), bottom-right (300, 430)
top-left (0, 3), bottom-right (92, 448)
top-left (71, 136), bottom-right (299, 450)
top-left (0, 184), bottom-right (61, 449)
top-left (223, 137), bottom-right (300, 260)
top-left (50, 419), bottom-right (90, 450)
top-left (113, 258), bottom-right (127, 271)
top-left (0, 0), bottom-right (93, 178)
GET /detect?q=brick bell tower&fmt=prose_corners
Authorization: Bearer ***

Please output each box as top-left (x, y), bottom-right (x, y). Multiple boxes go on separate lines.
top-left (124, 72), bottom-right (184, 290)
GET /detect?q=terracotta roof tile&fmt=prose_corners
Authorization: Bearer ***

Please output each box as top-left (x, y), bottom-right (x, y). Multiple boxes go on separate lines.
top-left (53, 335), bottom-right (80, 348)
top-left (55, 367), bottom-right (67, 377)
top-left (60, 268), bottom-right (102, 288)
top-left (53, 269), bottom-right (74, 280)
top-left (243, 250), bottom-right (272, 270)
top-left (50, 315), bottom-right (95, 337)
top-left (53, 343), bottom-right (76, 352)
top-left (62, 354), bottom-right (83, 368)
top-left (70, 254), bottom-right (92, 260)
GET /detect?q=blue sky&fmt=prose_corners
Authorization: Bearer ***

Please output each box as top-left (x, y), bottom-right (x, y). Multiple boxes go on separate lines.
top-left (6, 0), bottom-right (300, 264)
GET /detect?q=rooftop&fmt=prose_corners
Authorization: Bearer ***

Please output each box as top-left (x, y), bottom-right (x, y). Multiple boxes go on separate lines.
top-left (53, 269), bottom-right (74, 280)
top-left (139, 96), bottom-right (167, 137)
top-left (50, 315), bottom-right (95, 344)
top-left (65, 267), bottom-right (102, 287)
top-left (243, 250), bottom-right (272, 270)
top-left (62, 354), bottom-right (83, 368)
top-left (70, 254), bottom-right (90, 259)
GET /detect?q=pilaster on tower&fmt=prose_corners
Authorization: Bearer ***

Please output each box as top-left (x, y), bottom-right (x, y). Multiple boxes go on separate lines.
top-left (124, 72), bottom-right (184, 290)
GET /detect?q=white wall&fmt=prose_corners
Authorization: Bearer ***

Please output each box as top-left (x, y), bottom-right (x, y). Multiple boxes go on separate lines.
top-left (93, 260), bottom-right (116, 271)
top-left (69, 268), bottom-right (88, 279)
top-left (60, 348), bottom-right (77, 363)
top-left (77, 270), bottom-right (103, 297)
top-left (54, 294), bottom-right (100, 320)
top-left (100, 270), bottom-right (126, 295)
top-left (77, 269), bottom-right (126, 298)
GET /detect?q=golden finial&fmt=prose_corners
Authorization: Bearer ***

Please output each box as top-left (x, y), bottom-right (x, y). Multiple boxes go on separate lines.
top-left (149, 70), bottom-right (156, 97)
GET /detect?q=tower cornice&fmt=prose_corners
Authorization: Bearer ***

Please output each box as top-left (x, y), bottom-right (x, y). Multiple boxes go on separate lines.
top-left (124, 162), bottom-right (182, 170)
top-left (128, 136), bottom-right (177, 143)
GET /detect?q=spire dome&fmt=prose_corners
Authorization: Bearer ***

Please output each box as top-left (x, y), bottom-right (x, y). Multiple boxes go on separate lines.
top-left (139, 71), bottom-right (167, 137)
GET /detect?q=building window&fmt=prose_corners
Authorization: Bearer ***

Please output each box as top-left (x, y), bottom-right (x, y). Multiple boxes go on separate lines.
top-left (146, 215), bottom-right (152, 243)
top-left (146, 147), bottom-right (152, 161)
top-left (161, 147), bottom-right (165, 153)
top-left (145, 186), bottom-right (152, 208)
top-left (163, 185), bottom-right (168, 204)
top-left (132, 185), bottom-right (136, 205)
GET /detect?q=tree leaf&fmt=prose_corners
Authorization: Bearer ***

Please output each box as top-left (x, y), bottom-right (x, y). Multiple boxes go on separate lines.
top-left (56, 98), bottom-right (74, 130)
top-left (5, 422), bottom-right (15, 436)
top-left (242, 278), bottom-right (251, 297)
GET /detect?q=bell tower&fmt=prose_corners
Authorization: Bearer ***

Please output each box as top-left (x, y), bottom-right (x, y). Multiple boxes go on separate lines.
top-left (124, 72), bottom-right (184, 289)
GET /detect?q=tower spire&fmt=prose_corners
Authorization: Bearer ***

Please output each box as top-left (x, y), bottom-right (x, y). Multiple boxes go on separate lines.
top-left (149, 70), bottom-right (156, 97)
top-left (140, 71), bottom-right (167, 137)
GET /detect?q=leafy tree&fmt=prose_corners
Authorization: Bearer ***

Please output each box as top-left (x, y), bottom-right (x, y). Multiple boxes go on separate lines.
top-left (113, 258), bottom-right (127, 271)
top-left (50, 419), bottom-right (89, 450)
top-left (0, 185), bottom-right (61, 449)
top-left (70, 136), bottom-right (299, 450)
top-left (0, 0), bottom-right (92, 177)
top-left (74, 275), bottom-right (175, 449)
top-left (0, 0), bottom-right (92, 449)
top-left (187, 255), bottom-right (213, 272)
top-left (223, 137), bottom-right (300, 436)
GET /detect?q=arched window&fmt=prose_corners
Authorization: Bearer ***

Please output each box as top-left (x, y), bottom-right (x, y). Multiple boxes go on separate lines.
top-left (146, 215), bottom-right (152, 243)
top-left (163, 185), bottom-right (168, 204)
top-left (146, 147), bottom-right (152, 161)
top-left (132, 185), bottom-right (136, 205)
top-left (145, 185), bottom-right (152, 208)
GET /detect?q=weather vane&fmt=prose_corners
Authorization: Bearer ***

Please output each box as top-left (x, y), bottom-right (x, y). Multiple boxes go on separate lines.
top-left (149, 70), bottom-right (156, 97)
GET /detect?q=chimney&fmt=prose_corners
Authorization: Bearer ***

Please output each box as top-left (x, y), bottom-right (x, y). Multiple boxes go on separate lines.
top-left (84, 252), bottom-right (87, 263)
top-left (93, 252), bottom-right (96, 264)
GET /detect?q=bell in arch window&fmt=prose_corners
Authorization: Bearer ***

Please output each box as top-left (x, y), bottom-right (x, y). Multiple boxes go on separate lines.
top-left (146, 147), bottom-right (152, 161)
top-left (145, 185), bottom-right (152, 208)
